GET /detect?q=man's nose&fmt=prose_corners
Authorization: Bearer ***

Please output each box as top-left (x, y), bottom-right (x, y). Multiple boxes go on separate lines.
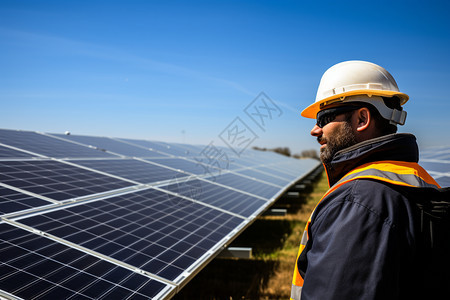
top-left (311, 124), bottom-right (322, 137)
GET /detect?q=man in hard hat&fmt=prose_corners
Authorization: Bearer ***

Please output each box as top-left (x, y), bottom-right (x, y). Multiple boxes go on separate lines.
top-left (291, 61), bottom-right (443, 299)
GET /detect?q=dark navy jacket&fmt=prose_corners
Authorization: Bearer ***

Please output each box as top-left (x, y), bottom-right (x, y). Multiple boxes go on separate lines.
top-left (298, 133), bottom-right (438, 300)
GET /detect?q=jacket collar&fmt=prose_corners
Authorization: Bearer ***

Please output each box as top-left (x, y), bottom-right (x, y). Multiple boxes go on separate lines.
top-left (325, 133), bottom-right (419, 186)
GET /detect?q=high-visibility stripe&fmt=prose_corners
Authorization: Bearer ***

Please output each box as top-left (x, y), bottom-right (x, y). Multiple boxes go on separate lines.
top-left (290, 161), bottom-right (440, 300)
top-left (290, 176), bottom-right (349, 299)
top-left (290, 284), bottom-right (302, 300)
top-left (338, 161), bottom-right (441, 189)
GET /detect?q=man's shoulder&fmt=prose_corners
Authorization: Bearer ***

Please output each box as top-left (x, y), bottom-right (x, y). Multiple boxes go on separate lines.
top-left (314, 178), bottom-right (415, 228)
top-left (324, 178), bottom-right (407, 204)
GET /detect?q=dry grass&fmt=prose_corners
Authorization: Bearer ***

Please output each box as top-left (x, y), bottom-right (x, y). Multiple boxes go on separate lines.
top-left (174, 170), bottom-right (329, 300)
top-left (259, 171), bottom-right (329, 299)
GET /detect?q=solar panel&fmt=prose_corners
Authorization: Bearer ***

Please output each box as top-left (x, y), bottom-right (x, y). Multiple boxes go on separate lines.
top-left (0, 129), bottom-right (115, 158)
top-left (235, 168), bottom-right (291, 186)
top-left (0, 129), bottom-right (321, 299)
top-left (171, 143), bottom-right (205, 157)
top-left (420, 145), bottom-right (450, 187)
top-left (212, 173), bottom-right (282, 199)
top-left (66, 158), bottom-right (188, 185)
top-left (253, 166), bottom-right (294, 180)
top-left (144, 157), bottom-right (216, 175)
top-left (0, 160), bottom-right (134, 201)
top-left (0, 223), bottom-right (171, 299)
top-left (421, 145), bottom-right (450, 160)
top-left (118, 138), bottom-right (192, 157)
top-left (0, 145), bottom-right (33, 158)
top-left (16, 188), bottom-right (245, 282)
top-left (279, 159), bottom-right (322, 176)
top-left (50, 134), bottom-right (167, 158)
top-left (159, 177), bottom-right (267, 217)
top-left (0, 186), bottom-right (51, 216)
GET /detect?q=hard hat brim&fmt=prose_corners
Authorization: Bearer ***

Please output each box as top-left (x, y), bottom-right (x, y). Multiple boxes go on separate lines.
top-left (301, 90), bottom-right (409, 119)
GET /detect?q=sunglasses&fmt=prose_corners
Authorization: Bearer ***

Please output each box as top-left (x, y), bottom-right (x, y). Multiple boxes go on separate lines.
top-left (316, 105), bottom-right (361, 128)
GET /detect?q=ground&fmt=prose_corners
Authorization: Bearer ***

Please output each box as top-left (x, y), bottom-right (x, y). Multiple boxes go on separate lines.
top-left (174, 170), bottom-right (328, 299)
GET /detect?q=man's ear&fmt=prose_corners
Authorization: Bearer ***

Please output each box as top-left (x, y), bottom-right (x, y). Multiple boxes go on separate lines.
top-left (356, 107), bottom-right (371, 132)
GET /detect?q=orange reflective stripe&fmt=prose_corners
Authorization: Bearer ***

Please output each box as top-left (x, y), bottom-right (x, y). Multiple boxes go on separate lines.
top-left (291, 180), bottom-right (344, 299)
top-left (292, 243), bottom-right (305, 285)
top-left (340, 161), bottom-right (441, 188)
top-left (290, 161), bottom-right (440, 300)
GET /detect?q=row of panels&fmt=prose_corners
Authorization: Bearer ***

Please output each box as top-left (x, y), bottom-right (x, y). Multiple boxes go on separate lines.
top-left (0, 129), bottom-right (318, 217)
top-left (0, 156), bottom-right (315, 217)
top-left (13, 187), bottom-right (245, 283)
top-left (1, 183), bottom-right (256, 299)
top-left (0, 222), bottom-right (170, 299)
top-left (420, 146), bottom-right (450, 187)
top-left (0, 129), bottom-right (321, 299)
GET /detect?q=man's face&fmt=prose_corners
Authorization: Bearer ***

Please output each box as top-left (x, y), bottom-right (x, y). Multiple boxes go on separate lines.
top-left (310, 111), bottom-right (358, 166)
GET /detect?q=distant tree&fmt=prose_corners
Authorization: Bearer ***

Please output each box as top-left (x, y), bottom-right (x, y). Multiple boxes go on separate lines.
top-left (252, 146), bottom-right (291, 157)
top-left (252, 146), bottom-right (267, 151)
top-left (254, 146), bottom-right (319, 160)
top-left (294, 149), bottom-right (319, 160)
top-left (272, 147), bottom-right (291, 157)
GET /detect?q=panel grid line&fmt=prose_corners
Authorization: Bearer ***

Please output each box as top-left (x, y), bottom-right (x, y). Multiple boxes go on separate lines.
top-left (39, 132), bottom-right (124, 159)
top-left (0, 222), bottom-right (172, 299)
top-left (0, 128), bottom-right (323, 299)
top-left (48, 133), bottom-right (167, 159)
top-left (3, 219), bottom-right (175, 288)
top-left (0, 182), bottom-right (59, 204)
top-left (113, 138), bottom-right (178, 158)
top-left (0, 142), bottom-right (46, 159)
top-left (58, 159), bottom-right (141, 185)
top-left (10, 188), bottom-right (246, 283)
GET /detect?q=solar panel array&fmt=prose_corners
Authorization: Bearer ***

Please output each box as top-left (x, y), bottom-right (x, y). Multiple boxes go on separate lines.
top-left (420, 145), bottom-right (450, 187)
top-left (0, 128), bottom-right (321, 299)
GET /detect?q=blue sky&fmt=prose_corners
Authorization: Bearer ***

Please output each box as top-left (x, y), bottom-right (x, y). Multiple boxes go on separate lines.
top-left (1, 0), bottom-right (450, 155)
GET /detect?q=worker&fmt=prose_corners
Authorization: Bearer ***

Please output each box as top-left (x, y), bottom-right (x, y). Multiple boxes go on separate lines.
top-left (291, 60), bottom-right (447, 299)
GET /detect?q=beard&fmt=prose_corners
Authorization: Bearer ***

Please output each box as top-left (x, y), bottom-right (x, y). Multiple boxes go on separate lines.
top-left (319, 120), bottom-right (357, 168)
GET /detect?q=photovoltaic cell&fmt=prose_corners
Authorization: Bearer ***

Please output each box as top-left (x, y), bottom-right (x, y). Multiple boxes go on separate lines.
top-left (0, 129), bottom-right (114, 158)
top-left (160, 178), bottom-right (267, 217)
top-left (18, 188), bottom-right (245, 282)
top-left (0, 128), bottom-right (323, 299)
top-left (0, 223), bottom-right (168, 299)
top-left (0, 160), bottom-right (133, 201)
top-left (0, 187), bottom-right (51, 215)
top-left (69, 159), bottom-right (188, 184)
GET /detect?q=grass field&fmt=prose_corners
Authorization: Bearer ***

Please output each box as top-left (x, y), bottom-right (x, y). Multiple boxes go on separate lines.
top-left (174, 169), bottom-right (329, 299)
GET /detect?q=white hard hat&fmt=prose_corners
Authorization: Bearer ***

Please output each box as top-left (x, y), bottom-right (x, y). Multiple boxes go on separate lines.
top-left (301, 60), bottom-right (409, 125)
